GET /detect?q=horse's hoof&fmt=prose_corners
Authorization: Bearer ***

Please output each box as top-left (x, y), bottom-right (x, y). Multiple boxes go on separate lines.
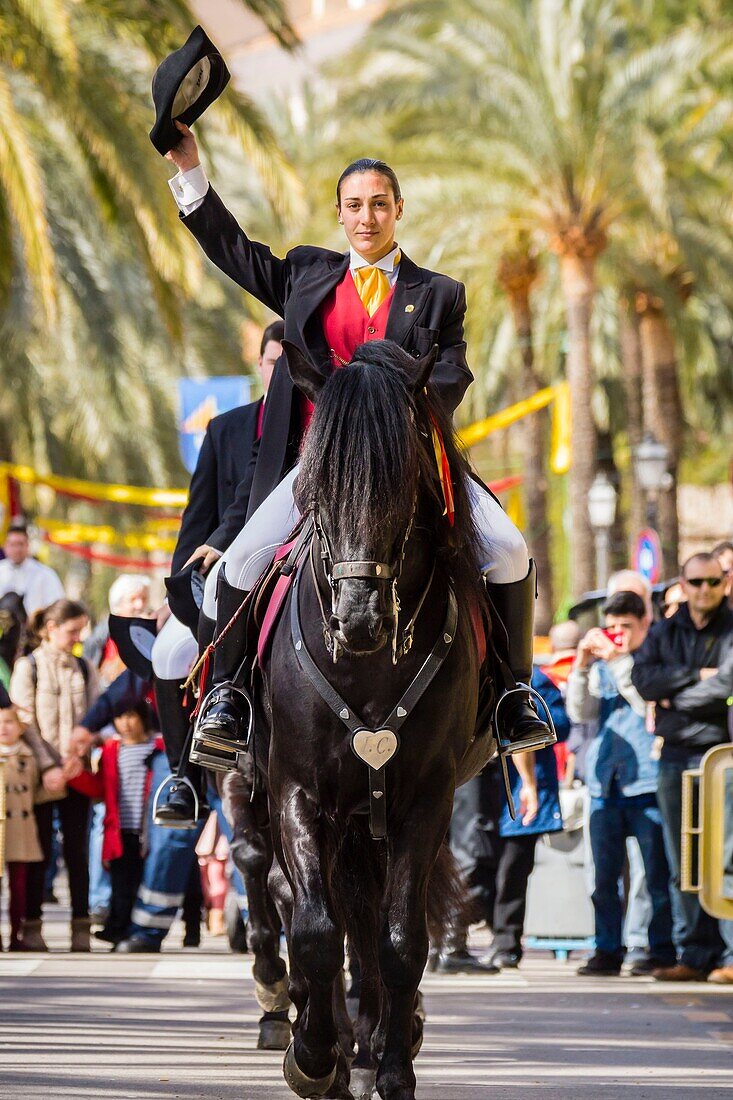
top-left (258, 1018), bottom-right (291, 1051)
top-left (283, 1041), bottom-right (337, 1098)
top-left (349, 1067), bottom-right (377, 1099)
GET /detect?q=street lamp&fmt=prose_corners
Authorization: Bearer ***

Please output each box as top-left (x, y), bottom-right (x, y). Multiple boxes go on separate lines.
top-left (634, 433), bottom-right (669, 528)
top-left (588, 471), bottom-right (618, 589)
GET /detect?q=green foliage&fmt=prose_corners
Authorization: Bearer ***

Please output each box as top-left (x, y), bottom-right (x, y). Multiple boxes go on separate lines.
top-left (0, 0), bottom-right (300, 486)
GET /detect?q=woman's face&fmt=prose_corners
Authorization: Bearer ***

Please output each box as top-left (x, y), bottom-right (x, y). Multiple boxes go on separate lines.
top-left (338, 171), bottom-right (403, 261)
top-left (46, 615), bottom-right (87, 653)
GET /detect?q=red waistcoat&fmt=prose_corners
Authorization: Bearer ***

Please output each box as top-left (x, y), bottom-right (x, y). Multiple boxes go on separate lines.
top-left (300, 271), bottom-right (395, 433)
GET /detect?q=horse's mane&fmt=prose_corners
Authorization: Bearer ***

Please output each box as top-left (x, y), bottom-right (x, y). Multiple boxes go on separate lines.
top-left (296, 341), bottom-right (485, 613)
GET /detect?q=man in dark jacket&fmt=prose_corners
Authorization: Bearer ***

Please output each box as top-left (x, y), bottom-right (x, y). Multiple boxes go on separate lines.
top-left (149, 321), bottom-right (283, 823)
top-left (631, 551), bottom-right (733, 981)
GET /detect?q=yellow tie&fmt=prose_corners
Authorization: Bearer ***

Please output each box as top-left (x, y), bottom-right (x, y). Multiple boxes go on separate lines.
top-left (352, 252), bottom-right (400, 317)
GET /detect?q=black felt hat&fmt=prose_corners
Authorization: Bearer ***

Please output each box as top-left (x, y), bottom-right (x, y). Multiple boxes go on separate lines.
top-left (149, 26), bottom-right (230, 156)
top-left (108, 615), bottom-right (157, 680)
top-left (165, 562), bottom-right (206, 636)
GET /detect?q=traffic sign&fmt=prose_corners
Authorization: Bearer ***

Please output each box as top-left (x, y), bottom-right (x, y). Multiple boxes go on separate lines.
top-left (633, 528), bottom-right (662, 584)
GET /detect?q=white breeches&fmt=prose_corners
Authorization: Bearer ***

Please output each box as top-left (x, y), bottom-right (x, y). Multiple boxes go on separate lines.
top-left (202, 465), bottom-right (529, 619)
top-left (151, 612), bottom-right (199, 682)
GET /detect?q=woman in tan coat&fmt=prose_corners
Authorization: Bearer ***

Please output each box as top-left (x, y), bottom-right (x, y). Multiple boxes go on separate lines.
top-left (10, 599), bottom-right (98, 951)
top-left (0, 706), bottom-right (43, 950)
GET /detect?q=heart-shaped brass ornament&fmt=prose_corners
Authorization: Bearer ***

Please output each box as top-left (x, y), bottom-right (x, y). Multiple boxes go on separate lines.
top-left (352, 729), bottom-right (399, 769)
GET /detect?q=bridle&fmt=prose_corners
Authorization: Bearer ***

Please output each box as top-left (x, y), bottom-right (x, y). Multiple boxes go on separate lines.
top-left (309, 500), bottom-right (435, 665)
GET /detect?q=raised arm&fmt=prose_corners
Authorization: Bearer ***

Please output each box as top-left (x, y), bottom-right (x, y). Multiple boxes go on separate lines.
top-left (166, 123), bottom-right (291, 316)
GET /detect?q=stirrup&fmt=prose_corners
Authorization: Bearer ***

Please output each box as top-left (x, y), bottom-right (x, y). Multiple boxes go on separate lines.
top-left (188, 740), bottom-right (244, 774)
top-left (152, 775), bottom-right (200, 830)
top-left (194, 683), bottom-right (253, 752)
top-left (493, 683), bottom-right (557, 755)
top-left (190, 685), bottom-right (252, 773)
top-left (494, 684), bottom-right (557, 822)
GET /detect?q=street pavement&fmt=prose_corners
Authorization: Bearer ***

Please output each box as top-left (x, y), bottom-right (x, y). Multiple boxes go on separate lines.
top-left (2, 910), bottom-right (733, 1100)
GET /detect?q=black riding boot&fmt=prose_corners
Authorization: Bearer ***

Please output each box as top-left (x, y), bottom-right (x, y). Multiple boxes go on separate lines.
top-left (190, 565), bottom-right (252, 772)
top-left (485, 559), bottom-right (556, 755)
top-left (153, 678), bottom-right (207, 828)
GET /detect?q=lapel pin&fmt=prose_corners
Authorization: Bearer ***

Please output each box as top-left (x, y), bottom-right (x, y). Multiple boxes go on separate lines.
top-left (405, 304), bottom-right (415, 313)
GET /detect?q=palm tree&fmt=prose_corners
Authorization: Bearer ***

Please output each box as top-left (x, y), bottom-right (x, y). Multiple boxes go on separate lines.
top-left (333, 0), bottom-right (723, 594)
top-left (0, 0), bottom-right (297, 325)
top-left (0, 1), bottom-right (300, 481)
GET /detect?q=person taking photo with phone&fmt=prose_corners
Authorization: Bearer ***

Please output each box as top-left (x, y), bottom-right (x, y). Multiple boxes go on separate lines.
top-left (632, 552), bottom-right (733, 983)
top-left (567, 591), bottom-right (674, 977)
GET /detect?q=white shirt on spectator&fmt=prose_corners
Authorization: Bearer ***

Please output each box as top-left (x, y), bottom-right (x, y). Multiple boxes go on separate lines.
top-left (0, 558), bottom-right (65, 615)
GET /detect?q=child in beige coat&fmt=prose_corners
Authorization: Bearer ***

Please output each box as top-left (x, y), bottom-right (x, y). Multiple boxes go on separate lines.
top-left (0, 707), bottom-right (43, 950)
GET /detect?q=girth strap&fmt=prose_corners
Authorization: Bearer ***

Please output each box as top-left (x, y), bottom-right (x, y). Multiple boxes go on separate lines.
top-left (290, 567), bottom-right (458, 839)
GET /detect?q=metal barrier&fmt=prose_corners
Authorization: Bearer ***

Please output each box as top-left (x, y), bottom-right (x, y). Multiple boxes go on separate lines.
top-left (681, 744), bottom-right (733, 920)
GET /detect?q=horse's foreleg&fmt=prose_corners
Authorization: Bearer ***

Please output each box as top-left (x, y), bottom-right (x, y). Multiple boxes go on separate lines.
top-left (220, 770), bottom-right (289, 1049)
top-left (279, 790), bottom-right (344, 1098)
top-left (376, 800), bottom-right (452, 1100)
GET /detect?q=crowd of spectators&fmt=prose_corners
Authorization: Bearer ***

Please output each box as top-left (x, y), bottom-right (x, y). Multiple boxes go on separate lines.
top-left (0, 522), bottom-right (732, 987)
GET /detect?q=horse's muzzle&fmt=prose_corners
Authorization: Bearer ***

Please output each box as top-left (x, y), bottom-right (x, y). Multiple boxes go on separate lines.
top-left (329, 612), bottom-right (394, 656)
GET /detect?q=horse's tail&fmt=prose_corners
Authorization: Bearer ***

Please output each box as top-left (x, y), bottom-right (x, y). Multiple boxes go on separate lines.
top-left (334, 824), bottom-right (466, 958)
top-left (427, 842), bottom-right (467, 947)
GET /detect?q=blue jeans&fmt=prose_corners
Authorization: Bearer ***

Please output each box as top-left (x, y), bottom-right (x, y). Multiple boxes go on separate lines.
top-left (88, 800), bottom-right (111, 912)
top-left (589, 790), bottom-right (674, 961)
top-left (657, 757), bottom-right (733, 972)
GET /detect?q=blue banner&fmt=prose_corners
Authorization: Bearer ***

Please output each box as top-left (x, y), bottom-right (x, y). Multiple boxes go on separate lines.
top-left (178, 377), bottom-right (251, 473)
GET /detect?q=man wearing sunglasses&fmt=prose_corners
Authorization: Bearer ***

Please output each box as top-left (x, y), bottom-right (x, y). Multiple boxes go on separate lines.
top-left (632, 552), bottom-right (733, 983)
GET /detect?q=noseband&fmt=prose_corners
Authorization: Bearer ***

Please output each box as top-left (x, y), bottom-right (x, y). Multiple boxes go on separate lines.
top-left (310, 502), bottom-right (434, 665)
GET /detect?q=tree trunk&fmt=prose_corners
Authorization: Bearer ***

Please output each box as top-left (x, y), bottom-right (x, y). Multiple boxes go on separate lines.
top-left (618, 299), bottom-right (645, 555)
top-left (559, 254), bottom-right (598, 596)
top-left (637, 299), bottom-right (682, 575)
top-left (505, 286), bottom-right (553, 633)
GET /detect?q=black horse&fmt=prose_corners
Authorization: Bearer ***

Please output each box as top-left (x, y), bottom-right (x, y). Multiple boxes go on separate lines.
top-left (257, 340), bottom-right (497, 1100)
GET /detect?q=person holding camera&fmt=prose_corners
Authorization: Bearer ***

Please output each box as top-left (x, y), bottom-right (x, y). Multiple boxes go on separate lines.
top-left (567, 591), bottom-right (674, 976)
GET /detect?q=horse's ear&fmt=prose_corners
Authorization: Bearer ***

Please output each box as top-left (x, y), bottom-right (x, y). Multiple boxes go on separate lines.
top-left (412, 344), bottom-right (439, 393)
top-left (282, 340), bottom-right (324, 405)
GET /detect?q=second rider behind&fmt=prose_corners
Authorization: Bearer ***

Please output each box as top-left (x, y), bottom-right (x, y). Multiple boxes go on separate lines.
top-left (162, 121), bottom-right (553, 766)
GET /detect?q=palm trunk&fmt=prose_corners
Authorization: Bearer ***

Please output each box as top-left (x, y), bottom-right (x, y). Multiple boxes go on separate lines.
top-left (506, 286), bottom-right (553, 633)
top-left (559, 254), bottom-right (598, 595)
top-left (638, 300), bottom-right (682, 575)
top-left (619, 298), bottom-right (645, 554)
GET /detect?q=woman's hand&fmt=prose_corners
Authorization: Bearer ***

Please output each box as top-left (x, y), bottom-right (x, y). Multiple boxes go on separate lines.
top-left (42, 766), bottom-right (66, 794)
top-left (165, 121), bottom-right (200, 173)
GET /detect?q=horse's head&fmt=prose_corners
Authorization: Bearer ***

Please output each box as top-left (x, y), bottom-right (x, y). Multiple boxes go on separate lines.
top-left (287, 339), bottom-right (439, 657)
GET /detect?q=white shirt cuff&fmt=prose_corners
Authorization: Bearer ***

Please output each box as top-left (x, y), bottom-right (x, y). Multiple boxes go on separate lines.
top-left (168, 165), bottom-right (210, 215)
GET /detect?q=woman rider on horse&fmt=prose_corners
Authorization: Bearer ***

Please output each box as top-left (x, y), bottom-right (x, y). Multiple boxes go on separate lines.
top-left (160, 120), bottom-right (553, 769)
